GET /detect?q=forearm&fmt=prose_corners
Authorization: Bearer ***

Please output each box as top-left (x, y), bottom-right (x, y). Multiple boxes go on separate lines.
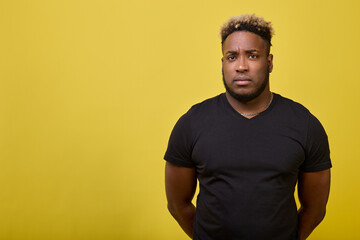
top-left (298, 206), bottom-right (326, 240)
top-left (168, 202), bottom-right (196, 239)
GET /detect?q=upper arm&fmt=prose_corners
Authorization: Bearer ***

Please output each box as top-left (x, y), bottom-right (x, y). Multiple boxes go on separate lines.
top-left (165, 161), bottom-right (197, 207)
top-left (298, 169), bottom-right (331, 209)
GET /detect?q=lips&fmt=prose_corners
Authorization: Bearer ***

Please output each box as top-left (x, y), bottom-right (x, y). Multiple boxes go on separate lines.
top-left (233, 76), bottom-right (251, 86)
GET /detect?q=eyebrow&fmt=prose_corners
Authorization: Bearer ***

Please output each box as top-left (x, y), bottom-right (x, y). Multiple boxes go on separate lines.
top-left (225, 50), bottom-right (238, 55)
top-left (225, 49), bottom-right (259, 55)
top-left (246, 49), bottom-right (259, 53)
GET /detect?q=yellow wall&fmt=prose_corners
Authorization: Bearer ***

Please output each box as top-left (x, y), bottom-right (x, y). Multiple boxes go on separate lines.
top-left (1, 0), bottom-right (359, 239)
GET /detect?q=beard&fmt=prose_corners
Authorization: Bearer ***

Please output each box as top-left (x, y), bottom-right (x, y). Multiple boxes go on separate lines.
top-left (222, 71), bottom-right (269, 103)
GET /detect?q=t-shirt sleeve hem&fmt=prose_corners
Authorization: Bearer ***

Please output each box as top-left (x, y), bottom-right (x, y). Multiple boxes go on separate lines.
top-left (300, 160), bottom-right (332, 172)
top-left (164, 153), bottom-right (195, 168)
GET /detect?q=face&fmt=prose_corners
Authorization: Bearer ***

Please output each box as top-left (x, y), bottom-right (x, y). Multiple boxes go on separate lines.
top-left (222, 31), bottom-right (273, 102)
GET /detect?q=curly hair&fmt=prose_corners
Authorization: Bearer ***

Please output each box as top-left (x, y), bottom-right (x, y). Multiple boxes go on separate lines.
top-left (220, 14), bottom-right (274, 46)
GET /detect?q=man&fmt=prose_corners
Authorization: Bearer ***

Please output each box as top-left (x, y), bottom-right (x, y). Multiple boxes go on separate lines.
top-left (164, 14), bottom-right (331, 240)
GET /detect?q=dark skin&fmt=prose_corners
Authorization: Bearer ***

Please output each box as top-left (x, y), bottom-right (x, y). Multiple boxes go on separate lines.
top-left (165, 31), bottom-right (331, 239)
top-left (298, 169), bottom-right (331, 240)
top-left (221, 31), bottom-right (273, 117)
top-left (165, 162), bottom-right (196, 239)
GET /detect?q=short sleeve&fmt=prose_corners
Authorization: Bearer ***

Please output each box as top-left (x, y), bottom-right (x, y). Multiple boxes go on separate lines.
top-left (164, 112), bottom-right (196, 168)
top-left (300, 114), bottom-right (332, 172)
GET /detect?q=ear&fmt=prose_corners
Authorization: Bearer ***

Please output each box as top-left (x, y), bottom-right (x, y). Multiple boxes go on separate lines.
top-left (267, 54), bottom-right (273, 72)
top-left (221, 58), bottom-right (223, 74)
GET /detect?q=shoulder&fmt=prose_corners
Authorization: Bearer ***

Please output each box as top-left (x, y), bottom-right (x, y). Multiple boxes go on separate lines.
top-left (273, 93), bottom-right (327, 136)
top-left (164, 94), bottom-right (224, 167)
top-left (188, 93), bottom-right (224, 113)
top-left (274, 93), bottom-right (312, 119)
top-left (274, 93), bottom-right (329, 143)
top-left (182, 93), bottom-right (224, 120)
top-left (171, 93), bottom-right (224, 132)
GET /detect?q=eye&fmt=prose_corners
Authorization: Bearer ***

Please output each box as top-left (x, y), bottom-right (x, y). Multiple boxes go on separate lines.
top-left (227, 55), bottom-right (236, 61)
top-left (248, 54), bottom-right (258, 59)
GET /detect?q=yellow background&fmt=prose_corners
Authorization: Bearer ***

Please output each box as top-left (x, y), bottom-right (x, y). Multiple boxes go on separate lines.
top-left (1, 0), bottom-right (359, 239)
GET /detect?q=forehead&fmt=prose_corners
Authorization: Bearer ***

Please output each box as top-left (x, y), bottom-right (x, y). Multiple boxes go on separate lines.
top-left (222, 31), bottom-right (267, 53)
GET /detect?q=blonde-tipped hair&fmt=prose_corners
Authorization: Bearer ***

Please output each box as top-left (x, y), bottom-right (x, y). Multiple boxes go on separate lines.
top-left (220, 14), bottom-right (274, 46)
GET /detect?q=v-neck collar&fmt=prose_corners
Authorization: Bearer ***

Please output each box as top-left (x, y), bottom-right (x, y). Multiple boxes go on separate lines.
top-left (220, 92), bottom-right (278, 121)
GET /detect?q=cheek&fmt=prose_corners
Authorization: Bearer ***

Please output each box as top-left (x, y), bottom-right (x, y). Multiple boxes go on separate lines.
top-left (223, 69), bottom-right (233, 81)
top-left (222, 64), bottom-right (233, 75)
top-left (253, 64), bottom-right (269, 77)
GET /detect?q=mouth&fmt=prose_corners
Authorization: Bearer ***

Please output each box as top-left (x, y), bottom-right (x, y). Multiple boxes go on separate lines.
top-left (233, 76), bottom-right (251, 86)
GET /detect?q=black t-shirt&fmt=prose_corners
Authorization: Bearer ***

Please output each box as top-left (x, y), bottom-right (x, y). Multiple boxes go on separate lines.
top-left (164, 93), bottom-right (332, 240)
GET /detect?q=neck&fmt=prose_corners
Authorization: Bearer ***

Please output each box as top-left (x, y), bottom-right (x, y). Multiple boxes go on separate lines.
top-left (225, 89), bottom-right (273, 119)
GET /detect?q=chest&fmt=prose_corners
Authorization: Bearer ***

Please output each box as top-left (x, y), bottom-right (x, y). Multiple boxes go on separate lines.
top-left (191, 118), bottom-right (306, 182)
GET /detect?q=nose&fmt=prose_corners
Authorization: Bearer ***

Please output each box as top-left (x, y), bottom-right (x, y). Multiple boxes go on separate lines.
top-left (236, 57), bottom-right (248, 72)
